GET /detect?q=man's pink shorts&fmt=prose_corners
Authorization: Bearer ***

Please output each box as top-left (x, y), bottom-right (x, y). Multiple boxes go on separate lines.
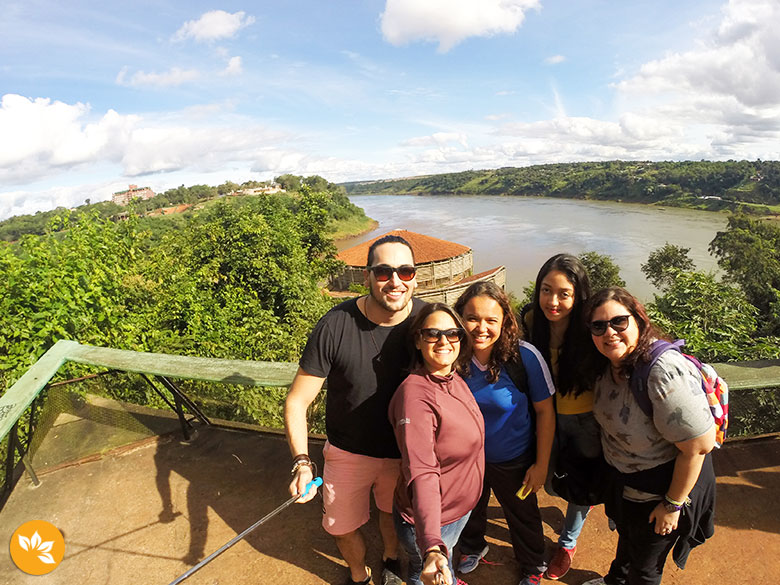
top-left (321, 441), bottom-right (401, 536)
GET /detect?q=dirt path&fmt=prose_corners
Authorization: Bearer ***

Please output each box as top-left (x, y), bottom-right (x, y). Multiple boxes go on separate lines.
top-left (1, 427), bottom-right (777, 584)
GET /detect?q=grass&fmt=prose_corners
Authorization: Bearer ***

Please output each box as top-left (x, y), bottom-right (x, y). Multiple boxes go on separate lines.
top-left (329, 216), bottom-right (378, 240)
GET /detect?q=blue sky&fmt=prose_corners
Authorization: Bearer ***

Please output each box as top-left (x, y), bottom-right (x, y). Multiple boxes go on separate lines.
top-left (2, 0), bottom-right (779, 219)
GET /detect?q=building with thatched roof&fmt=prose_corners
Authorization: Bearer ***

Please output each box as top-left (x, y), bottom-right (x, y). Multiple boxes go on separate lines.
top-left (331, 229), bottom-right (505, 304)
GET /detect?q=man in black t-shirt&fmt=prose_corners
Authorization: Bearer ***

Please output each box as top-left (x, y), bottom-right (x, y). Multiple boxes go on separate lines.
top-left (285, 235), bottom-right (423, 585)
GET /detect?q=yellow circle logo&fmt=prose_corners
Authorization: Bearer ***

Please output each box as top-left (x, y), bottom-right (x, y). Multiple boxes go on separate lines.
top-left (9, 520), bottom-right (65, 575)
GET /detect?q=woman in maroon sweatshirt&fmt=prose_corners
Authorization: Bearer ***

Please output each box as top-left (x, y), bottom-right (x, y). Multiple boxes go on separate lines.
top-left (389, 302), bottom-right (485, 585)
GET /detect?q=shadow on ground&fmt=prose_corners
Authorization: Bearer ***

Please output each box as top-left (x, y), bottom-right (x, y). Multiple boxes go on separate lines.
top-left (1, 411), bottom-right (779, 585)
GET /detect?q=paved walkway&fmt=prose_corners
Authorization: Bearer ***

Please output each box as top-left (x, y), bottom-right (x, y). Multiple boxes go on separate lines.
top-left (1, 423), bottom-right (778, 585)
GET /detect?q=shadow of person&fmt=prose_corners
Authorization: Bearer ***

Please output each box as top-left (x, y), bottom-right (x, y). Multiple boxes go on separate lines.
top-left (712, 437), bottom-right (780, 534)
top-left (152, 425), bottom-right (350, 583)
top-left (540, 504), bottom-right (566, 534)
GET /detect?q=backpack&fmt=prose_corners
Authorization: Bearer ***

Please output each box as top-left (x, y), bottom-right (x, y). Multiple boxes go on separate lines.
top-left (504, 350), bottom-right (534, 427)
top-left (629, 339), bottom-right (729, 448)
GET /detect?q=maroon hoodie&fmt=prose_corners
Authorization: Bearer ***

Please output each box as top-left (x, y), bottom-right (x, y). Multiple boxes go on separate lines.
top-left (389, 370), bottom-right (485, 555)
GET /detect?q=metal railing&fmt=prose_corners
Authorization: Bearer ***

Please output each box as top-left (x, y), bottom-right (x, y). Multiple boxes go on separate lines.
top-left (0, 340), bottom-right (298, 510)
top-left (2, 340), bottom-right (780, 511)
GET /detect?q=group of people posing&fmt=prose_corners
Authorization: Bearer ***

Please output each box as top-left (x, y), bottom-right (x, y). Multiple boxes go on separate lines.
top-left (285, 235), bottom-right (716, 585)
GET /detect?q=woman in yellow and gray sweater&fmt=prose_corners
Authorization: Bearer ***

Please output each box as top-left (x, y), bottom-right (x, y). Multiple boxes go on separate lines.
top-left (523, 253), bottom-right (601, 581)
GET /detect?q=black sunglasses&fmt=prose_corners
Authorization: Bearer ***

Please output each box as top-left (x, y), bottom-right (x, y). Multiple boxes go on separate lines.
top-left (419, 328), bottom-right (465, 343)
top-left (589, 315), bottom-right (632, 336)
top-left (367, 264), bottom-right (416, 282)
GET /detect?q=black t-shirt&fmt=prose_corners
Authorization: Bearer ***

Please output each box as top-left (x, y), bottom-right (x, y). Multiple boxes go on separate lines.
top-left (299, 296), bottom-right (425, 458)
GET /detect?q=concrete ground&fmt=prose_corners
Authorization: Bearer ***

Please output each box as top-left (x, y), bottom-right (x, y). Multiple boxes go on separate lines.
top-left (1, 409), bottom-right (778, 585)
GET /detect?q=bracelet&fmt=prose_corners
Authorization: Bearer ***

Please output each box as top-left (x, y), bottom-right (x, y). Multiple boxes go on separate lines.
top-left (664, 494), bottom-right (689, 508)
top-left (423, 548), bottom-right (447, 561)
top-left (291, 455), bottom-right (314, 476)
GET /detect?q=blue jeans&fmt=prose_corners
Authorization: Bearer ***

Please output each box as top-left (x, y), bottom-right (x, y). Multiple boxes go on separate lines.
top-left (559, 503), bottom-right (591, 549)
top-left (393, 506), bottom-right (471, 585)
top-left (552, 411), bottom-right (601, 549)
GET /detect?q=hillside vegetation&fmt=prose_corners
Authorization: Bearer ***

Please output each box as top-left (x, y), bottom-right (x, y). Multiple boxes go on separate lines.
top-left (1, 179), bottom-right (366, 387)
top-left (0, 174), bottom-right (368, 242)
top-left (343, 160), bottom-right (780, 213)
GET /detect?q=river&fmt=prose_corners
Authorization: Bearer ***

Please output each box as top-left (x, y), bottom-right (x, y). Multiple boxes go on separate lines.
top-left (342, 194), bottom-right (727, 302)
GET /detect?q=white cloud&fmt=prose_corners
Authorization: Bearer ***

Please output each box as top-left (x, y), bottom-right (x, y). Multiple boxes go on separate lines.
top-left (380, 0), bottom-right (541, 52)
top-left (117, 66), bottom-right (200, 87)
top-left (485, 113), bottom-right (511, 121)
top-left (0, 94), bottom-right (136, 185)
top-left (0, 182), bottom-right (125, 221)
top-left (616, 0), bottom-right (780, 109)
top-left (465, 0), bottom-right (780, 167)
top-left (173, 10), bottom-right (255, 43)
top-left (221, 56), bottom-right (243, 76)
top-left (545, 55), bottom-right (566, 65)
top-left (602, 0), bottom-right (780, 158)
top-left (0, 93), bottom-right (292, 189)
top-left (401, 132), bottom-right (469, 148)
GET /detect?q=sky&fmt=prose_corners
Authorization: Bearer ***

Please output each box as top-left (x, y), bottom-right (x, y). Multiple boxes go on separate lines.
top-left (1, 0), bottom-right (780, 220)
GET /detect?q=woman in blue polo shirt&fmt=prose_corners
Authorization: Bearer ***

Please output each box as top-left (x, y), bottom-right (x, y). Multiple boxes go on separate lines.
top-left (453, 282), bottom-right (556, 585)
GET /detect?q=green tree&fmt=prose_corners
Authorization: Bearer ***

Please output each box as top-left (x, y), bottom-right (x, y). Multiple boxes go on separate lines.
top-left (303, 175), bottom-right (329, 192)
top-left (641, 243), bottom-right (695, 290)
top-left (275, 174), bottom-right (302, 192)
top-left (217, 181), bottom-right (239, 196)
top-left (0, 210), bottom-right (151, 386)
top-left (578, 251), bottom-right (626, 292)
top-left (709, 214), bottom-right (780, 335)
top-left (648, 271), bottom-right (779, 361)
top-left (141, 197), bottom-right (337, 361)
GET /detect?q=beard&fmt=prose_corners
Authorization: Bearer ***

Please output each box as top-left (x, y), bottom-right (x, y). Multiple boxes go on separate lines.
top-left (369, 284), bottom-right (413, 314)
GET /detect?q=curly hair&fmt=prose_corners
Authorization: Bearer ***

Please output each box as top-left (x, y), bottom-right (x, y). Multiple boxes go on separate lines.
top-left (581, 286), bottom-right (669, 385)
top-left (407, 302), bottom-right (473, 376)
top-left (528, 253), bottom-right (593, 397)
top-left (453, 281), bottom-right (520, 384)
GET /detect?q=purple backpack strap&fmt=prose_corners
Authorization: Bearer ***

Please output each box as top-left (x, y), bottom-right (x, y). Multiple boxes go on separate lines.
top-left (629, 339), bottom-right (685, 417)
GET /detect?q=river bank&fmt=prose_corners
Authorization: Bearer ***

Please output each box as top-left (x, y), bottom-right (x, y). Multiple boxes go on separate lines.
top-left (341, 161), bottom-right (780, 215)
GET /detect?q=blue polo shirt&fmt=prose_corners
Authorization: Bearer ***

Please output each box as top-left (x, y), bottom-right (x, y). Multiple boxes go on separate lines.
top-left (464, 340), bottom-right (555, 463)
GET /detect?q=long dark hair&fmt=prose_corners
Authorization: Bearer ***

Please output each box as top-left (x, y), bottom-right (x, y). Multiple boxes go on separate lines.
top-left (453, 281), bottom-right (520, 384)
top-left (407, 302), bottom-right (473, 376)
top-left (528, 253), bottom-right (593, 396)
top-left (582, 286), bottom-right (668, 385)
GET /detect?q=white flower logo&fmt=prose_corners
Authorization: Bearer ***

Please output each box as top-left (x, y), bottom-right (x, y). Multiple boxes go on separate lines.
top-left (18, 531), bottom-right (56, 564)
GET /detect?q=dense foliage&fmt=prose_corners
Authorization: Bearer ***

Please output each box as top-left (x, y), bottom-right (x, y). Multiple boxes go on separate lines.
top-left (709, 215), bottom-right (780, 336)
top-left (641, 244), bottom-right (695, 290)
top-left (343, 160), bottom-right (780, 213)
top-left (0, 185), bottom-right (362, 415)
top-left (0, 175), bottom-right (351, 242)
top-left (579, 251), bottom-right (626, 291)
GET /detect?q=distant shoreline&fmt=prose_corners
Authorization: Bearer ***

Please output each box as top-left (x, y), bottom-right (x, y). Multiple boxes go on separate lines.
top-left (341, 161), bottom-right (780, 216)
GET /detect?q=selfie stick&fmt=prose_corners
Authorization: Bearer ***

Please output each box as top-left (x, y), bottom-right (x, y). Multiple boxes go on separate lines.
top-left (167, 477), bottom-right (323, 585)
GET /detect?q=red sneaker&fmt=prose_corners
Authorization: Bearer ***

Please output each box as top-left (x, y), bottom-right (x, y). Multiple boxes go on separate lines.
top-left (545, 546), bottom-right (576, 580)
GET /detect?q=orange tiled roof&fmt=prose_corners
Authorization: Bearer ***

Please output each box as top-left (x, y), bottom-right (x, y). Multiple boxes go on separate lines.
top-left (338, 230), bottom-right (471, 266)
top-left (455, 266), bottom-right (504, 285)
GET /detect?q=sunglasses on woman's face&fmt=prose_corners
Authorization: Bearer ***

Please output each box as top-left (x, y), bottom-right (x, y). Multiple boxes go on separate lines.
top-left (367, 264), bottom-right (416, 282)
top-left (419, 328), bottom-right (465, 343)
top-left (588, 314), bottom-right (632, 336)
